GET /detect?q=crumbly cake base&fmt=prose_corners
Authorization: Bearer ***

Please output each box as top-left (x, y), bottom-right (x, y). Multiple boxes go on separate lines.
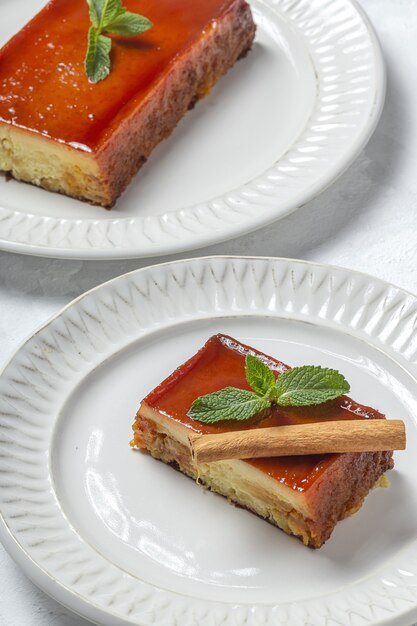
top-left (0, 126), bottom-right (103, 203)
top-left (132, 413), bottom-right (392, 548)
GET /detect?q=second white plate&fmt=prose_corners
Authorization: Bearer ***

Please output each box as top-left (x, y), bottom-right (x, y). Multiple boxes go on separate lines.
top-left (0, 256), bottom-right (417, 626)
top-left (0, 0), bottom-right (384, 259)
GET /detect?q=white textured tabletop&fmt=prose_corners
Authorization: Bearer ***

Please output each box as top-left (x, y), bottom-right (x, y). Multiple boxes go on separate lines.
top-left (0, 1), bottom-right (416, 624)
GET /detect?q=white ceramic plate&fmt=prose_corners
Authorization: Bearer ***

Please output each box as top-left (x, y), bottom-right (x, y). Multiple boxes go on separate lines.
top-left (0, 0), bottom-right (385, 259)
top-left (1, 256), bottom-right (417, 626)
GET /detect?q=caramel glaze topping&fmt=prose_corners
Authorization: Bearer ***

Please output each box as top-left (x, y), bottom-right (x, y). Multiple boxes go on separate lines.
top-left (0, 0), bottom-right (235, 152)
top-left (144, 334), bottom-right (385, 492)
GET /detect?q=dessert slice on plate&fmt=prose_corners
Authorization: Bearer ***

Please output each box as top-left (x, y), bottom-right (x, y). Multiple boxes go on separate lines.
top-left (132, 334), bottom-right (394, 548)
top-left (0, 0), bottom-right (256, 206)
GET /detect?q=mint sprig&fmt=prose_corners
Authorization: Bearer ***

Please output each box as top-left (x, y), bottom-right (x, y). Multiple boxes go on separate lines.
top-left (187, 355), bottom-right (350, 424)
top-left (85, 0), bottom-right (153, 84)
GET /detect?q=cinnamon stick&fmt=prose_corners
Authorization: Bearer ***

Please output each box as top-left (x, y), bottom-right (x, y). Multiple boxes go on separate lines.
top-left (188, 419), bottom-right (406, 464)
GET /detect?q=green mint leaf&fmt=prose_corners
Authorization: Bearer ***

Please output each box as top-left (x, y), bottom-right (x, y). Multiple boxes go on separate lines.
top-left (85, 28), bottom-right (112, 84)
top-left (99, 0), bottom-right (123, 30)
top-left (84, 0), bottom-right (153, 83)
top-left (106, 12), bottom-right (153, 36)
top-left (187, 387), bottom-right (270, 424)
top-left (274, 366), bottom-right (350, 407)
top-left (86, 0), bottom-right (101, 28)
top-left (245, 354), bottom-right (276, 397)
top-left (86, 0), bottom-right (121, 29)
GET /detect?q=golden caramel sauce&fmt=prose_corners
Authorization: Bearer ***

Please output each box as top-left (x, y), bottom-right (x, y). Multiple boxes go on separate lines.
top-left (0, 0), bottom-right (235, 152)
top-left (145, 335), bottom-right (384, 492)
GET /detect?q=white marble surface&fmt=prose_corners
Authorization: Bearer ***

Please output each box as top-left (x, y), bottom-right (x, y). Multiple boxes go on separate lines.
top-left (0, 0), bottom-right (416, 624)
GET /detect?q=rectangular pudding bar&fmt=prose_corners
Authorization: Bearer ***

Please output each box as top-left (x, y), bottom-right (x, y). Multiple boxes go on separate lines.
top-left (0, 0), bottom-right (256, 206)
top-left (132, 335), bottom-right (394, 548)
